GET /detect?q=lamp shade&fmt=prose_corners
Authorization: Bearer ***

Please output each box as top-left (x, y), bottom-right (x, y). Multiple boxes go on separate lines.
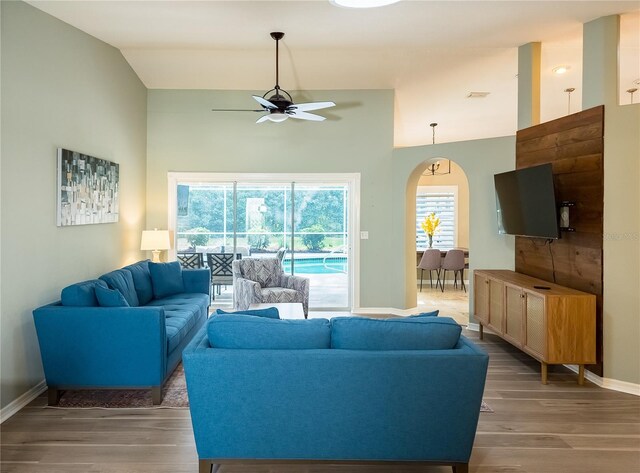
top-left (140, 230), bottom-right (171, 251)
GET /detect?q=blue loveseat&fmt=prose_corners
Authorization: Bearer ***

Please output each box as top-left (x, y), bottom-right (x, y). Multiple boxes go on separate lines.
top-left (184, 313), bottom-right (489, 473)
top-left (33, 260), bottom-right (210, 405)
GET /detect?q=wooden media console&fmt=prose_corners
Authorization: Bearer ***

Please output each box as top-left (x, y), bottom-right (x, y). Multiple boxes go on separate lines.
top-left (473, 269), bottom-right (596, 385)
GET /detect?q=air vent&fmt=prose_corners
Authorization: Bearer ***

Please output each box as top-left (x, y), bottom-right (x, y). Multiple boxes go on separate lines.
top-left (467, 91), bottom-right (490, 98)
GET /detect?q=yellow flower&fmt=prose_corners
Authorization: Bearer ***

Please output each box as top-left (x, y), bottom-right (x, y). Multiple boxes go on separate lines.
top-left (421, 212), bottom-right (441, 236)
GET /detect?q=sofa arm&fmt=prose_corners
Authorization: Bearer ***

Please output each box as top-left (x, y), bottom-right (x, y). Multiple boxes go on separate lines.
top-left (183, 268), bottom-right (211, 296)
top-left (233, 277), bottom-right (261, 311)
top-left (32, 304), bottom-right (166, 387)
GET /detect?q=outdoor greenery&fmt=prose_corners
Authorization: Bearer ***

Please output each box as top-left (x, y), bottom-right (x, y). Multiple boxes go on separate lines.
top-left (177, 185), bottom-right (348, 252)
top-left (300, 224), bottom-right (326, 251)
top-left (185, 227), bottom-right (210, 247)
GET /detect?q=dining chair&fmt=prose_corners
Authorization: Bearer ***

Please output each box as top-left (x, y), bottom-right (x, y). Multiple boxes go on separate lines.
top-left (440, 249), bottom-right (466, 292)
top-left (417, 249), bottom-right (443, 291)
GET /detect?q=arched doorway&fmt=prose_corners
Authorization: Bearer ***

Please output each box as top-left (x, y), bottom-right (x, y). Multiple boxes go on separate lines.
top-left (408, 158), bottom-right (470, 324)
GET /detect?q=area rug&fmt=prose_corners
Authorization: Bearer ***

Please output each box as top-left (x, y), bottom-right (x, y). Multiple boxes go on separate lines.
top-left (50, 364), bottom-right (494, 412)
top-left (480, 401), bottom-right (493, 413)
top-left (50, 364), bottom-right (188, 409)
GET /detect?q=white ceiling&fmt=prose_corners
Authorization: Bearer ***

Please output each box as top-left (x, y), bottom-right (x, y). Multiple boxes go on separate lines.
top-left (28, 1), bottom-right (640, 146)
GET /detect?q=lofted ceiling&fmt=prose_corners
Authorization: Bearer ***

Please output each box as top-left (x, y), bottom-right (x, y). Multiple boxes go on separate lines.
top-left (27, 1), bottom-right (640, 146)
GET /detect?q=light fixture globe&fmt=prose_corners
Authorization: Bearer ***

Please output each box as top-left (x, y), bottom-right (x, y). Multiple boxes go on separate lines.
top-left (267, 112), bottom-right (289, 123)
top-left (330, 0), bottom-right (401, 8)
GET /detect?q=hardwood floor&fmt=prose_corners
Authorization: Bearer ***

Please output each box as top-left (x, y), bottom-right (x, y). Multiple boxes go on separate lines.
top-left (2, 329), bottom-right (639, 473)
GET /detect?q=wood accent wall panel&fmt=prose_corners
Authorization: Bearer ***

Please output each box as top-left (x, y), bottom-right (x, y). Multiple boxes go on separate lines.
top-left (515, 105), bottom-right (604, 376)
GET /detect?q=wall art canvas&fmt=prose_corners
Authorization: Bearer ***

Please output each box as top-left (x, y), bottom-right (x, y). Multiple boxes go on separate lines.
top-left (57, 148), bottom-right (119, 226)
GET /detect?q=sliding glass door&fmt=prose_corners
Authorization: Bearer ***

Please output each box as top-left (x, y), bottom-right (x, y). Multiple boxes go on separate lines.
top-left (171, 175), bottom-right (355, 311)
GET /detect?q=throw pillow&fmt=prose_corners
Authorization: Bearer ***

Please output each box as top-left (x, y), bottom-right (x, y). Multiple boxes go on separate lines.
top-left (216, 307), bottom-right (280, 319)
top-left (60, 279), bottom-right (108, 307)
top-left (149, 261), bottom-right (185, 299)
top-left (95, 285), bottom-right (130, 307)
top-left (207, 314), bottom-right (330, 349)
top-left (331, 316), bottom-right (461, 350)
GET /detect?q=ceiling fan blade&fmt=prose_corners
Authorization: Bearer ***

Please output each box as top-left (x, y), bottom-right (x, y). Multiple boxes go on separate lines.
top-left (252, 95), bottom-right (278, 109)
top-left (212, 109), bottom-right (264, 112)
top-left (288, 111), bottom-right (327, 122)
top-left (256, 115), bottom-right (271, 124)
top-left (289, 101), bottom-right (336, 112)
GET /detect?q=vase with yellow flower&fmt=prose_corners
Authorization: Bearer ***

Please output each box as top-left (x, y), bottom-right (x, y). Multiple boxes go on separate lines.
top-left (421, 212), bottom-right (441, 249)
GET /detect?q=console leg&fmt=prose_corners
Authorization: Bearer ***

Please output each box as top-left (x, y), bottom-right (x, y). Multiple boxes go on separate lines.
top-left (541, 362), bottom-right (548, 385)
top-left (151, 386), bottom-right (163, 405)
top-left (47, 387), bottom-right (61, 406)
top-left (578, 364), bottom-right (585, 385)
top-left (479, 324), bottom-right (484, 340)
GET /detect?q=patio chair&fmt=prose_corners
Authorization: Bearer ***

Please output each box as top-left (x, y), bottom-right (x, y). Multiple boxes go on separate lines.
top-left (207, 253), bottom-right (241, 301)
top-left (232, 258), bottom-right (309, 317)
top-left (177, 252), bottom-right (204, 269)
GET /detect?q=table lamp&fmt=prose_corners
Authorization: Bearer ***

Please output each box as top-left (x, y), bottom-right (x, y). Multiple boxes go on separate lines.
top-left (141, 229), bottom-right (171, 263)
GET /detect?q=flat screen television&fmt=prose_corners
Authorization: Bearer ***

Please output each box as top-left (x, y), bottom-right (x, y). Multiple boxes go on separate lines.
top-left (494, 163), bottom-right (560, 239)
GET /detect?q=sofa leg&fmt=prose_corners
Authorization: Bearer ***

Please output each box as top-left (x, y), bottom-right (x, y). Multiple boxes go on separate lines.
top-left (151, 386), bottom-right (163, 405)
top-left (199, 460), bottom-right (220, 473)
top-left (452, 462), bottom-right (469, 473)
top-left (47, 387), bottom-right (61, 406)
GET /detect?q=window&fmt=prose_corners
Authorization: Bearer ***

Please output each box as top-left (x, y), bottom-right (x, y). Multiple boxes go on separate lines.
top-left (416, 186), bottom-right (457, 249)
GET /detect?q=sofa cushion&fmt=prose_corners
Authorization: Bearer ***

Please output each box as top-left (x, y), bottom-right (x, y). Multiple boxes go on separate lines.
top-left (95, 285), bottom-right (130, 307)
top-left (164, 304), bottom-right (202, 354)
top-left (207, 314), bottom-right (330, 349)
top-left (123, 260), bottom-right (153, 305)
top-left (331, 316), bottom-right (461, 350)
top-left (99, 270), bottom-right (139, 307)
top-left (149, 261), bottom-right (185, 299)
top-left (145, 293), bottom-right (210, 309)
top-left (216, 307), bottom-right (280, 319)
top-left (60, 279), bottom-right (107, 307)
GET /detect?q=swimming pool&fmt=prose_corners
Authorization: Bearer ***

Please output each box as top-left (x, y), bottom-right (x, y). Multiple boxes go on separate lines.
top-left (282, 257), bottom-right (348, 274)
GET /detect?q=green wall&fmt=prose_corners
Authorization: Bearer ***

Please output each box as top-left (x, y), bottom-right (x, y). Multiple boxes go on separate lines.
top-left (582, 16), bottom-right (640, 386)
top-left (392, 137), bottom-right (516, 312)
top-left (146, 89), bottom-right (396, 308)
top-left (0, 1), bottom-right (148, 411)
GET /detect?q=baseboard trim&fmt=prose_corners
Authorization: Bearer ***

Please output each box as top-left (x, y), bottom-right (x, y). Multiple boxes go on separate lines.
top-left (0, 380), bottom-right (47, 424)
top-left (466, 323), bottom-right (480, 332)
top-left (564, 365), bottom-right (640, 397)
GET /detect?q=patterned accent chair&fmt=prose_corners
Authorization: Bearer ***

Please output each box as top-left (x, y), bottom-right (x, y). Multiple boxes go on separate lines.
top-left (232, 258), bottom-right (309, 317)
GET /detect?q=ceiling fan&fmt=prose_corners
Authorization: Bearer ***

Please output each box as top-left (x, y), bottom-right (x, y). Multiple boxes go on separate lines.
top-left (212, 32), bottom-right (335, 123)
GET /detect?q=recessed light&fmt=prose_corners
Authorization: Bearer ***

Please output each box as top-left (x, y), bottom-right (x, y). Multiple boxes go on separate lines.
top-left (467, 92), bottom-right (490, 98)
top-left (330, 0), bottom-right (401, 8)
top-left (552, 65), bottom-right (571, 75)
top-left (634, 78), bottom-right (640, 86)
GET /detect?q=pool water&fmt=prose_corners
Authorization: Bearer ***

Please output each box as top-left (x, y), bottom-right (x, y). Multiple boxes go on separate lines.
top-left (282, 258), bottom-right (348, 274)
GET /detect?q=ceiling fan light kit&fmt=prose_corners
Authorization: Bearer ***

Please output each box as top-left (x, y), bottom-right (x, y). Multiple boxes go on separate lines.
top-left (211, 32), bottom-right (335, 124)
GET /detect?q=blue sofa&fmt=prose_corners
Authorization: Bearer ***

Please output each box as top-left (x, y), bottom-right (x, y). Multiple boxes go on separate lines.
top-left (33, 260), bottom-right (210, 405)
top-left (184, 314), bottom-right (489, 473)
